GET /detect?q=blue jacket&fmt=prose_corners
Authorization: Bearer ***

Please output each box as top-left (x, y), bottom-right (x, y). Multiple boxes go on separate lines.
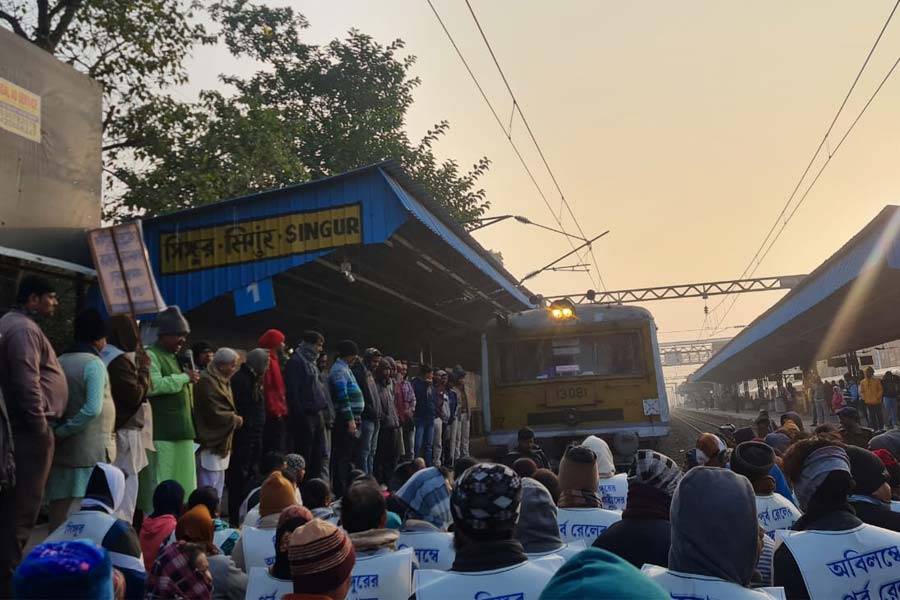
top-left (412, 377), bottom-right (435, 421)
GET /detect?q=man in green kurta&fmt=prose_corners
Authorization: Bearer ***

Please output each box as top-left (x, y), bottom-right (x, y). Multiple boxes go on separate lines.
top-left (138, 306), bottom-right (199, 512)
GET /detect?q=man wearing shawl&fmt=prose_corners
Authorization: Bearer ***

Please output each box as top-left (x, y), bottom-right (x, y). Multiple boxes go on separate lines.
top-left (46, 463), bottom-right (145, 598)
top-left (194, 348), bottom-right (242, 499)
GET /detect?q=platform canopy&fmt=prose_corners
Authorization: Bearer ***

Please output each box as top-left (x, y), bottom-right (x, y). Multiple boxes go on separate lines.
top-left (140, 161), bottom-right (533, 366)
top-left (693, 205), bottom-right (900, 383)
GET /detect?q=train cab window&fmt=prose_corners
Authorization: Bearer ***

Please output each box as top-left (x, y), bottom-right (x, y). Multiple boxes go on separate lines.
top-left (497, 331), bottom-right (643, 383)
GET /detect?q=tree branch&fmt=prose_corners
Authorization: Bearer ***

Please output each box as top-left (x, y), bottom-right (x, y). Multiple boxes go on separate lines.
top-left (103, 138), bottom-right (141, 152)
top-left (0, 10), bottom-right (28, 39)
top-left (46, 0), bottom-right (83, 51)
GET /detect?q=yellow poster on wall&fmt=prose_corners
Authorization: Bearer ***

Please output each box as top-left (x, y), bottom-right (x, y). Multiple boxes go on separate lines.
top-left (159, 203), bottom-right (362, 275)
top-left (0, 77), bottom-right (41, 143)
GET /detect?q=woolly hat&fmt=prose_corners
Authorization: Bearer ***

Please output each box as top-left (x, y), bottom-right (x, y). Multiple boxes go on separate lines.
top-left (258, 329), bottom-right (285, 349)
top-left (514, 478), bottom-right (561, 553)
top-left (245, 348), bottom-right (270, 375)
top-left (846, 446), bottom-right (890, 496)
top-left (628, 449), bottom-right (682, 497)
top-left (336, 339), bottom-right (359, 358)
top-left (289, 520), bottom-right (356, 594)
top-left (73, 309), bottom-right (107, 343)
top-left (14, 541), bottom-right (113, 600)
top-left (272, 505), bottom-right (314, 580)
top-left (175, 505), bottom-right (216, 554)
top-left (451, 462), bottom-right (521, 536)
top-left (260, 471), bottom-right (297, 518)
top-left (837, 406), bottom-right (860, 421)
top-left (730, 442), bottom-right (776, 480)
top-left (285, 454), bottom-right (306, 481)
top-left (559, 445), bottom-right (600, 493)
top-left (539, 548), bottom-right (669, 600)
top-left (155, 306), bottom-right (190, 336)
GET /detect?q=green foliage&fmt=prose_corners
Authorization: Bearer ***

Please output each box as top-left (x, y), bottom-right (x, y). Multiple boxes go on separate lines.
top-left (115, 0), bottom-right (490, 223)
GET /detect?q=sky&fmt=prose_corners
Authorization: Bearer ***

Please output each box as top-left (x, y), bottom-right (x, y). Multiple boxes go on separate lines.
top-left (182, 1), bottom-right (900, 374)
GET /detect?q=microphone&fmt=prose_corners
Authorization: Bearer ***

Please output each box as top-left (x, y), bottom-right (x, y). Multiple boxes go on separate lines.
top-left (184, 348), bottom-right (197, 372)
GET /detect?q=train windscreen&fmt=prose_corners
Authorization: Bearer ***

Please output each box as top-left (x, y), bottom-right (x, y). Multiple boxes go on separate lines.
top-left (497, 331), bottom-right (644, 383)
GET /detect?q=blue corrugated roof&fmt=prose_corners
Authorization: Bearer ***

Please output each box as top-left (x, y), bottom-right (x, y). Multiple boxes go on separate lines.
top-left (693, 206), bottom-right (900, 382)
top-left (381, 171), bottom-right (532, 307)
top-left (139, 162), bottom-right (530, 314)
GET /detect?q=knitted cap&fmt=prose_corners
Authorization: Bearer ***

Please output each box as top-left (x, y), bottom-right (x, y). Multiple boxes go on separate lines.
top-left (846, 446), bottom-right (890, 495)
top-left (156, 306), bottom-right (190, 336)
top-left (285, 454), bottom-right (306, 481)
top-left (628, 449), bottom-right (682, 497)
top-left (451, 463), bottom-right (522, 534)
top-left (260, 472), bottom-right (297, 518)
top-left (731, 442), bottom-right (776, 480)
top-left (289, 520), bottom-right (356, 594)
top-left (258, 329), bottom-right (285, 349)
top-left (559, 445), bottom-right (600, 493)
top-left (14, 541), bottom-right (113, 600)
top-left (540, 549), bottom-right (669, 600)
top-left (763, 433), bottom-right (792, 454)
top-left (336, 339), bottom-right (359, 358)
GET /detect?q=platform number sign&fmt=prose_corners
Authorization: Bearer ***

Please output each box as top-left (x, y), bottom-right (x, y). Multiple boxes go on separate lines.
top-left (233, 277), bottom-right (276, 316)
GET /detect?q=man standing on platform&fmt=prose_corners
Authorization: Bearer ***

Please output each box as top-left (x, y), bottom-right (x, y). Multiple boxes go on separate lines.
top-left (143, 306), bottom-right (199, 500)
top-left (0, 276), bottom-right (68, 591)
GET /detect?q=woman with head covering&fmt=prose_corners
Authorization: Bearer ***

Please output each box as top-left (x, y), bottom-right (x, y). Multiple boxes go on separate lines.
top-left (642, 467), bottom-right (781, 599)
top-left (175, 505), bottom-right (247, 600)
top-left (232, 471), bottom-right (298, 572)
top-left (14, 540), bottom-right (115, 600)
top-left (774, 437), bottom-right (900, 599)
top-left (187, 487), bottom-right (239, 555)
top-left (582, 435), bottom-right (629, 511)
top-left (145, 541), bottom-right (212, 600)
top-left (514, 478), bottom-right (586, 560)
top-left (395, 467), bottom-right (452, 530)
top-left (413, 464), bottom-right (560, 600)
top-left (556, 445), bottom-right (621, 544)
top-left (538, 548), bottom-right (669, 600)
top-left (48, 309), bottom-right (117, 531)
top-left (593, 450), bottom-right (681, 569)
top-left (845, 445), bottom-right (900, 531)
top-left (45, 463), bottom-right (146, 598)
top-left (139, 480), bottom-right (184, 571)
top-left (245, 505), bottom-right (313, 600)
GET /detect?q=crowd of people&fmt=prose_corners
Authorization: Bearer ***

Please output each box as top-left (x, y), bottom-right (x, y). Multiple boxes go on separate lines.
top-left (3, 275), bottom-right (900, 599)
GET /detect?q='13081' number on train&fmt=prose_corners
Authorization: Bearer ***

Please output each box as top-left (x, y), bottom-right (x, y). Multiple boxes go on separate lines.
top-left (557, 386), bottom-right (588, 400)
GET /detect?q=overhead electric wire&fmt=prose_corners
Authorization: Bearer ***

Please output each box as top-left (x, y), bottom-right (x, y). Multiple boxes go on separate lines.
top-left (463, 0), bottom-right (608, 292)
top-left (700, 0), bottom-right (900, 338)
top-left (424, 0), bottom-right (601, 291)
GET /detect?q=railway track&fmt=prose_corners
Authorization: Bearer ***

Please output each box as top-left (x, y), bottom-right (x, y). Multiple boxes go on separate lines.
top-left (658, 408), bottom-right (757, 459)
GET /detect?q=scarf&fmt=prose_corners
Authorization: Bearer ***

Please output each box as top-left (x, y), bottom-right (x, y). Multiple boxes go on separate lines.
top-left (622, 483), bottom-right (671, 520)
top-left (263, 351), bottom-right (287, 417)
top-left (81, 464), bottom-right (125, 514)
top-left (175, 505), bottom-right (218, 555)
top-left (348, 529), bottom-right (399, 553)
top-left (396, 467), bottom-right (452, 529)
top-left (794, 446), bottom-right (851, 511)
top-left (557, 488), bottom-right (603, 509)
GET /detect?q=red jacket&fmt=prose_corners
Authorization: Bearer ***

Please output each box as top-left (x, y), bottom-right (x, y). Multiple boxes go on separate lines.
top-left (258, 330), bottom-right (287, 418)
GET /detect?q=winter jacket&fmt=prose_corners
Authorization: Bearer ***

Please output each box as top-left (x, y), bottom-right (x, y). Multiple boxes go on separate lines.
top-left (285, 344), bottom-right (327, 416)
top-left (329, 358), bottom-right (364, 421)
top-left (593, 517), bottom-right (672, 568)
top-left (412, 378), bottom-right (435, 421)
top-left (378, 381), bottom-right (400, 429)
top-left (103, 347), bottom-right (150, 430)
top-left (230, 363), bottom-right (265, 440)
top-left (140, 514), bottom-right (177, 572)
top-left (394, 377), bottom-right (415, 425)
top-left (0, 308), bottom-right (68, 434)
top-left (352, 363), bottom-right (381, 422)
top-left (861, 375), bottom-right (883, 406)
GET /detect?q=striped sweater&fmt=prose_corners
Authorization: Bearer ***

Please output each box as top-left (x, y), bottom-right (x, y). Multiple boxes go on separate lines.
top-left (328, 358), bottom-right (364, 421)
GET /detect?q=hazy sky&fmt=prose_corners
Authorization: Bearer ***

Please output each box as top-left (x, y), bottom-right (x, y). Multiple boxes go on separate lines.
top-left (183, 1), bottom-right (900, 361)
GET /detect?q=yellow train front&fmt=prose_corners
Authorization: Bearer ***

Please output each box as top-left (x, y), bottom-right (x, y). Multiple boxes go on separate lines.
top-left (480, 300), bottom-right (670, 451)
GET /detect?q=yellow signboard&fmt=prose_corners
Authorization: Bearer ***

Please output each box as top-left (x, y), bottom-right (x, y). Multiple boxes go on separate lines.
top-left (159, 203), bottom-right (362, 275)
top-left (0, 77), bottom-right (41, 143)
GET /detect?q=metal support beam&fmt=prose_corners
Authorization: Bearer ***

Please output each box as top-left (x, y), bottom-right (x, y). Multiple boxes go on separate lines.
top-left (659, 337), bottom-right (734, 367)
top-left (545, 274), bottom-right (807, 304)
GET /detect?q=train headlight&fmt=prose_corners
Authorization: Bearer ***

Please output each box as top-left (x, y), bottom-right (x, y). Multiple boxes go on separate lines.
top-left (549, 299), bottom-right (576, 320)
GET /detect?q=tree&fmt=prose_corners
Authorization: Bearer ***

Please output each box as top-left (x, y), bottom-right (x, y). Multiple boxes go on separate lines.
top-left (0, 0), bottom-right (213, 181)
top-left (114, 0), bottom-right (490, 223)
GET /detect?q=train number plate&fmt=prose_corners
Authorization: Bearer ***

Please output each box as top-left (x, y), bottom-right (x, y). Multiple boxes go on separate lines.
top-left (548, 384), bottom-right (593, 407)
